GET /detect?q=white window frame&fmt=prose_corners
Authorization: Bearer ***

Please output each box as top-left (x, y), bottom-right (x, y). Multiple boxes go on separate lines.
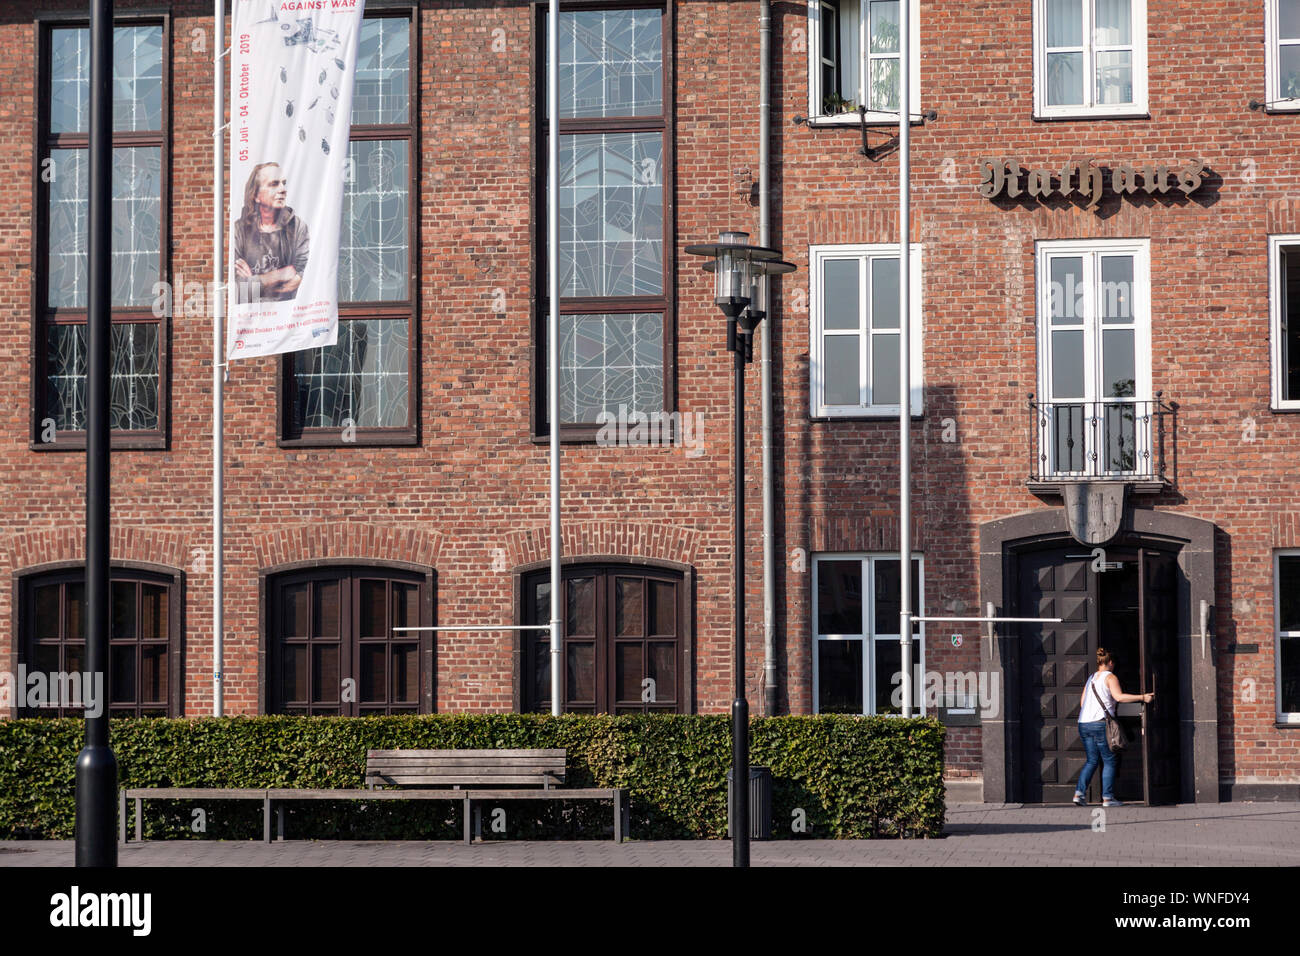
top-left (1265, 0), bottom-right (1300, 111)
top-left (806, 0), bottom-right (921, 126)
top-left (1035, 238), bottom-right (1152, 478)
top-left (811, 553), bottom-right (925, 716)
top-left (1032, 0), bottom-right (1148, 119)
top-left (809, 243), bottom-right (922, 418)
top-left (1268, 233), bottom-right (1300, 410)
top-left (1274, 550), bottom-right (1300, 723)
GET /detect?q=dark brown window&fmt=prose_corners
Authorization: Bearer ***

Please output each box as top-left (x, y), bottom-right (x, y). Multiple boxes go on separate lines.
top-left (523, 564), bottom-right (686, 713)
top-left (535, 5), bottom-right (676, 440)
top-left (17, 567), bottom-right (182, 717)
top-left (268, 566), bottom-right (433, 715)
top-left (34, 19), bottom-right (170, 451)
top-left (280, 10), bottom-right (419, 446)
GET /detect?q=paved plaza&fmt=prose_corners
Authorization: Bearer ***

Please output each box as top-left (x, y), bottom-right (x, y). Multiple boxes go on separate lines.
top-left (3, 802), bottom-right (1297, 866)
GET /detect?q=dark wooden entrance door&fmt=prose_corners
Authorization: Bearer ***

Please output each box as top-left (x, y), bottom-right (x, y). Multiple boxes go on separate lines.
top-left (1096, 553), bottom-right (1143, 803)
top-left (1140, 549), bottom-right (1181, 805)
top-left (1017, 549), bottom-right (1094, 803)
top-left (1016, 544), bottom-right (1182, 804)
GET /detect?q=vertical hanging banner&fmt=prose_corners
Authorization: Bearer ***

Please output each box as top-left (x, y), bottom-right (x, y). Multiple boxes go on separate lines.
top-left (227, 0), bottom-right (365, 359)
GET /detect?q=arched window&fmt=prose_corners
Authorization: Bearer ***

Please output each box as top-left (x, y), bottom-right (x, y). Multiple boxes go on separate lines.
top-left (17, 565), bottom-right (182, 717)
top-left (265, 565), bottom-right (434, 715)
top-left (522, 564), bottom-right (689, 714)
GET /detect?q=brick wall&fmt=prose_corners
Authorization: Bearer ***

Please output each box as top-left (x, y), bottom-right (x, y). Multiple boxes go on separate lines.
top-left (771, 0), bottom-right (1300, 782)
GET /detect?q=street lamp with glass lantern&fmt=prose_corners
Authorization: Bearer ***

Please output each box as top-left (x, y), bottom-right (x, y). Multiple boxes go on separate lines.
top-left (685, 231), bottom-right (795, 868)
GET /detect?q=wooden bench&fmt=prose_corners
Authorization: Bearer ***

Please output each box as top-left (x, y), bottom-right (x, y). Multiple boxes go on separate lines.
top-left (123, 749), bottom-right (626, 844)
top-left (301, 748), bottom-right (625, 844)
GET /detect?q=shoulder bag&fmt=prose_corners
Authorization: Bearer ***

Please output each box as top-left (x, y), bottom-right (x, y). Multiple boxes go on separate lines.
top-left (1090, 675), bottom-right (1129, 752)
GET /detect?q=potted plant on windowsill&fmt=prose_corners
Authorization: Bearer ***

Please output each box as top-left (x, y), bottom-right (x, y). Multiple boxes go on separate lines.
top-left (822, 92), bottom-right (857, 116)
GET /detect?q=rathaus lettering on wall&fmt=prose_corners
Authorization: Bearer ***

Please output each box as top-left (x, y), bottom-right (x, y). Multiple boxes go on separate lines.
top-left (977, 158), bottom-right (1207, 210)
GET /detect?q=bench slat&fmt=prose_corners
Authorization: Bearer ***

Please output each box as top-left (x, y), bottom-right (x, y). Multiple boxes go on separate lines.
top-left (369, 764), bottom-right (566, 770)
top-left (369, 780), bottom-right (566, 785)
top-left (464, 789), bottom-right (620, 800)
top-left (367, 749), bottom-right (566, 759)
top-left (268, 789), bottom-right (466, 800)
top-left (124, 788), bottom-right (265, 799)
top-left (366, 758), bottom-right (567, 765)
top-left (366, 770), bottom-right (566, 777)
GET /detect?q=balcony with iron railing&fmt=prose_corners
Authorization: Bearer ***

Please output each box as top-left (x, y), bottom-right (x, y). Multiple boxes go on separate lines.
top-left (1027, 393), bottom-right (1176, 494)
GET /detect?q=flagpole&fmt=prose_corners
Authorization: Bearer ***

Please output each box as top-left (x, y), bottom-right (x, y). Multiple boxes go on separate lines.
top-left (547, 0), bottom-right (563, 716)
top-left (213, 0), bottom-right (225, 717)
top-left (898, 0), bottom-right (913, 718)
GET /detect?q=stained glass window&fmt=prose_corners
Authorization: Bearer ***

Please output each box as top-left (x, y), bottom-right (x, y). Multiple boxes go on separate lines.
top-left (559, 133), bottom-right (663, 298)
top-left (38, 22), bottom-right (165, 442)
top-left (542, 8), bottom-right (670, 431)
top-left (287, 14), bottom-right (414, 440)
top-left (292, 319), bottom-right (409, 428)
top-left (556, 9), bottom-right (663, 119)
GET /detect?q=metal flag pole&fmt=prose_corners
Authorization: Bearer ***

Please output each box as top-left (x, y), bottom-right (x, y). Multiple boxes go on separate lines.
top-left (547, 0), bottom-right (563, 716)
top-left (75, 0), bottom-right (117, 868)
top-left (212, 0), bottom-right (225, 717)
top-left (898, 0), bottom-right (914, 717)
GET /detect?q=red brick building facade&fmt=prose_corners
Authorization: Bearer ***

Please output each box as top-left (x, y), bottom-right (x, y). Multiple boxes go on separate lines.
top-left (1, 0), bottom-right (1297, 803)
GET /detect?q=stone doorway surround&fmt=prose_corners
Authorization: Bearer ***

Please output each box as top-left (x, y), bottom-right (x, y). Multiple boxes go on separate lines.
top-left (978, 507), bottom-right (1219, 804)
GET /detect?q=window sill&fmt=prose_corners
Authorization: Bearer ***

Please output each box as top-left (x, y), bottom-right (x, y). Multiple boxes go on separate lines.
top-left (1277, 719), bottom-right (1300, 728)
top-left (531, 427), bottom-right (680, 446)
top-left (31, 433), bottom-right (168, 452)
top-left (1270, 403), bottom-right (1300, 413)
top-left (810, 409), bottom-right (924, 421)
top-left (278, 430), bottom-right (418, 449)
top-left (1263, 100), bottom-right (1300, 114)
top-left (806, 112), bottom-right (926, 128)
top-left (1032, 107), bottom-right (1150, 121)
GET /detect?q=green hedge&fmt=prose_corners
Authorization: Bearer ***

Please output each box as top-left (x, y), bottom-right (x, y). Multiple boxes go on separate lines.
top-left (0, 714), bottom-right (944, 841)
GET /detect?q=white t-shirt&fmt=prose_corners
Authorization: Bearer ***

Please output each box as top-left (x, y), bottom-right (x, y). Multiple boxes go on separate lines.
top-left (1079, 670), bottom-right (1117, 723)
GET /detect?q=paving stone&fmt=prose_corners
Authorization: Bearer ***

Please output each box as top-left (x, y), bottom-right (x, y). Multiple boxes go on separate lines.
top-left (4, 802), bottom-right (1297, 867)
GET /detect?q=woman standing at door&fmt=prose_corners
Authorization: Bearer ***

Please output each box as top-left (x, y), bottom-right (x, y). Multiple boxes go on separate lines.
top-left (1074, 648), bottom-right (1154, 807)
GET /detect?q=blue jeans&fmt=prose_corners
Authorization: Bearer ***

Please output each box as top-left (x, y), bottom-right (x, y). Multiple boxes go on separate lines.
top-left (1077, 720), bottom-right (1117, 800)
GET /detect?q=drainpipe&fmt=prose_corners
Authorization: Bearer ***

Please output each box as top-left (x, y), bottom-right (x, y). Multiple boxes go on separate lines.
top-left (759, 0), bottom-right (777, 716)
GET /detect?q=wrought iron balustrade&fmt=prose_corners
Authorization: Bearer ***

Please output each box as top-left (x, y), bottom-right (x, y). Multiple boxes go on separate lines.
top-left (1028, 394), bottom-right (1175, 485)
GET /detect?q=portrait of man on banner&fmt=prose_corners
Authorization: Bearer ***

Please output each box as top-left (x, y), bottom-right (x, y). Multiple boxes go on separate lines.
top-left (233, 161), bottom-right (311, 304)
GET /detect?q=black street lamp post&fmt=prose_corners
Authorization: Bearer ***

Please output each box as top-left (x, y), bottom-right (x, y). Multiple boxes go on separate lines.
top-left (686, 232), bottom-right (794, 868)
top-left (75, 0), bottom-right (118, 868)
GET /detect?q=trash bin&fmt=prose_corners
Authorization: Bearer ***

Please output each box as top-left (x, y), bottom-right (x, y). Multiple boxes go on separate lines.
top-left (726, 766), bottom-right (773, 841)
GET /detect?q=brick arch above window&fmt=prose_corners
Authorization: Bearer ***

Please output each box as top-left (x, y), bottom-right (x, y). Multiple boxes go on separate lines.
top-left (1, 527), bottom-right (190, 571)
top-left (251, 523), bottom-right (442, 570)
top-left (501, 521), bottom-right (699, 572)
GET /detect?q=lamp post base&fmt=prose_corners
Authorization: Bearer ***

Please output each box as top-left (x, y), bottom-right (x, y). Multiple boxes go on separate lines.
top-left (74, 744), bottom-right (117, 867)
top-left (731, 696), bottom-right (749, 867)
